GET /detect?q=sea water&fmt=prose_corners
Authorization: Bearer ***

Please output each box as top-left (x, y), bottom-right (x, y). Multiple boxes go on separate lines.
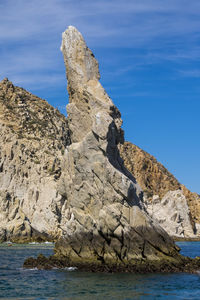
top-left (0, 242), bottom-right (200, 299)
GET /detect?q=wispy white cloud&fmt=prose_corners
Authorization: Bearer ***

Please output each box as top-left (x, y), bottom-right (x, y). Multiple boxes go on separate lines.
top-left (178, 69), bottom-right (200, 78)
top-left (1, 0), bottom-right (200, 91)
top-left (1, 0), bottom-right (200, 44)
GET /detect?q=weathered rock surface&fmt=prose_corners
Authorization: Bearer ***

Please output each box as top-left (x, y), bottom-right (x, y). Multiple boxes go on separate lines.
top-left (47, 25), bottom-right (183, 268)
top-left (23, 251), bottom-right (200, 274)
top-left (0, 24), bottom-right (199, 249)
top-left (0, 78), bottom-right (70, 242)
top-left (120, 142), bottom-right (200, 238)
top-left (144, 191), bottom-right (194, 238)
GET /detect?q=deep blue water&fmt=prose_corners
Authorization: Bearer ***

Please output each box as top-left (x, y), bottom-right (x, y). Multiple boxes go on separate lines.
top-left (0, 242), bottom-right (200, 299)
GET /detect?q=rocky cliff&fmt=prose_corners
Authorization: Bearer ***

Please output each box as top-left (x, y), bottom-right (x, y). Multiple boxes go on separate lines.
top-left (43, 25), bottom-right (184, 269)
top-left (23, 26), bottom-right (200, 273)
top-left (0, 78), bottom-right (70, 242)
top-left (119, 142), bottom-right (200, 238)
top-left (0, 26), bottom-right (199, 246)
top-left (1, 78), bottom-right (198, 242)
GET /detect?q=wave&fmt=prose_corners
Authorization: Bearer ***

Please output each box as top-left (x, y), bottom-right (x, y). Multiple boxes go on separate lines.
top-left (28, 241), bottom-right (54, 245)
top-left (29, 242), bottom-right (40, 245)
top-left (21, 266), bottom-right (77, 271)
top-left (64, 267), bottom-right (77, 271)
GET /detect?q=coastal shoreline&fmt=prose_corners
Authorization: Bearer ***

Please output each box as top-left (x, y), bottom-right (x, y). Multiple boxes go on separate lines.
top-left (173, 237), bottom-right (200, 242)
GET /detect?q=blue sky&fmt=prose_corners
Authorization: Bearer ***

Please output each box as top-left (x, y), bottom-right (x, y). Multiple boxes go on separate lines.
top-left (0, 0), bottom-right (199, 194)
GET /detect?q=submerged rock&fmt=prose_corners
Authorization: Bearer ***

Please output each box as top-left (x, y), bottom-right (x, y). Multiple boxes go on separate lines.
top-left (23, 252), bottom-right (200, 273)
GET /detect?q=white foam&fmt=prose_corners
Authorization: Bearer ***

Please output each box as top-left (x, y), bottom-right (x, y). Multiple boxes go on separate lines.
top-left (20, 267), bottom-right (39, 271)
top-left (29, 242), bottom-right (39, 245)
top-left (65, 267), bottom-right (77, 271)
top-left (28, 241), bottom-right (54, 245)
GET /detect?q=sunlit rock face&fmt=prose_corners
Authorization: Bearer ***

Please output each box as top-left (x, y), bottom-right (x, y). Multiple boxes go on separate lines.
top-left (54, 26), bottom-right (179, 266)
top-left (0, 78), bottom-right (70, 242)
top-left (144, 191), bottom-right (195, 238)
top-left (119, 142), bottom-right (200, 238)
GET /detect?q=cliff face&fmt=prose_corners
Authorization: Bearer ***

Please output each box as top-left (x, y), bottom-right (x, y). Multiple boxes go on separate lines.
top-left (0, 78), bottom-right (70, 242)
top-left (119, 142), bottom-right (200, 238)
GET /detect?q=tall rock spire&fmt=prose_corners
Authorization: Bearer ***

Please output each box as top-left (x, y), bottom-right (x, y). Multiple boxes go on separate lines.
top-left (61, 26), bottom-right (100, 89)
top-left (61, 25), bottom-right (117, 143)
top-left (55, 26), bottom-right (179, 268)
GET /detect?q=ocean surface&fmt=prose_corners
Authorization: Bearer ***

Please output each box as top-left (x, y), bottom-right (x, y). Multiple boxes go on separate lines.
top-left (0, 241), bottom-right (200, 299)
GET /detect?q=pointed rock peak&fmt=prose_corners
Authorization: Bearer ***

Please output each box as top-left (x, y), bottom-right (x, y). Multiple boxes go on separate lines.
top-left (1, 77), bottom-right (9, 83)
top-left (61, 26), bottom-right (100, 94)
top-left (61, 26), bottom-right (116, 142)
top-left (1, 77), bottom-right (12, 86)
top-left (0, 78), bottom-right (15, 93)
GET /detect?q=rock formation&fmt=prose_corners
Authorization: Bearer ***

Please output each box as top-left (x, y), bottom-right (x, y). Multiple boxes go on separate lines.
top-left (0, 25), bottom-right (199, 248)
top-left (0, 78), bottom-right (198, 243)
top-left (119, 142), bottom-right (200, 238)
top-left (24, 26), bottom-right (200, 272)
top-left (0, 78), bottom-right (70, 242)
top-left (44, 25), bottom-right (183, 269)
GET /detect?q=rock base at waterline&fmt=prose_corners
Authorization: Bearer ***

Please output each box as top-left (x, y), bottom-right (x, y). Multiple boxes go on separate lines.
top-left (23, 254), bottom-right (200, 273)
